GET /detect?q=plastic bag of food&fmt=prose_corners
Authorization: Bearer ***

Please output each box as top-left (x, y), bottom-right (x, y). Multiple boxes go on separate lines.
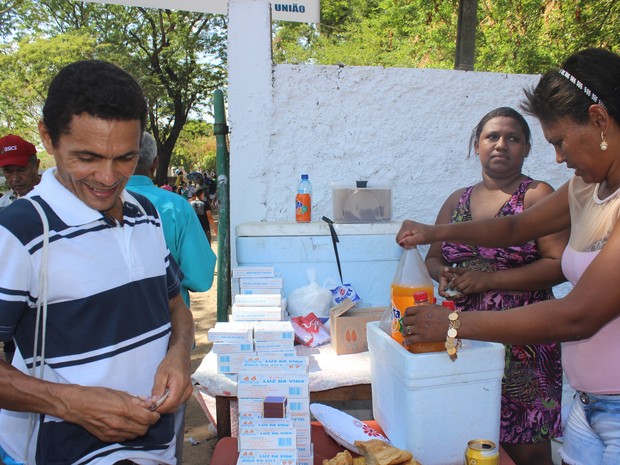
top-left (290, 312), bottom-right (331, 347)
top-left (287, 269), bottom-right (332, 318)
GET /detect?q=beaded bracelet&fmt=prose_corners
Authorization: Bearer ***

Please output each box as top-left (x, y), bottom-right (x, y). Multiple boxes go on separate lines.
top-left (445, 311), bottom-right (462, 361)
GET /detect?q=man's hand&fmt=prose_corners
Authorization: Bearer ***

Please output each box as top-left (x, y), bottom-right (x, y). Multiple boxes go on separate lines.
top-left (60, 385), bottom-right (161, 443)
top-left (148, 293), bottom-right (195, 414)
top-left (149, 347), bottom-right (194, 414)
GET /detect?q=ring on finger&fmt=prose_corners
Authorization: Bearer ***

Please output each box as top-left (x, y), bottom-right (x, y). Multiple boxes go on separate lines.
top-left (406, 325), bottom-right (412, 335)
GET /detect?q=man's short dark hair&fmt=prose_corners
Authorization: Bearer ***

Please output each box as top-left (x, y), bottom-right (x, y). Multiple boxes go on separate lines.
top-left (42, 60), bottom-right (148, 146)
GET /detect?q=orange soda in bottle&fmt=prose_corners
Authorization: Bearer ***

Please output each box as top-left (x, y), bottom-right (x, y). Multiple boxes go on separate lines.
top-left (295, 174), bottom-right (312, 222)
top-left (406, 291), bottom-right (446, 354)
top-left (390, 247), bottom-right (436, 348)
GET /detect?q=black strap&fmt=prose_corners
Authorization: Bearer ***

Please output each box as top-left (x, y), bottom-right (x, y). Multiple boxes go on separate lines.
top-left (322, 216), bottom-right (343, 284)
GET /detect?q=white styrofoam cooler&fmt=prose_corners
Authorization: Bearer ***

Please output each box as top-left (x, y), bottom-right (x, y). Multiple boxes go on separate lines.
top-left (235, 222), bottom-right (403, 307)
top-left (367, 321), bottom-right (505, 465)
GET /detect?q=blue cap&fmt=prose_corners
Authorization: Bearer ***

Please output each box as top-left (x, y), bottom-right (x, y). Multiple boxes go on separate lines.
top-left (301, 174), bottom-right (308, 180)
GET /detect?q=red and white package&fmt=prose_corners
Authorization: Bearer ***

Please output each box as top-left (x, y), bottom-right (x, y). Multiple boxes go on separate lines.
top-left (290, 312), bottom-right (331, 348)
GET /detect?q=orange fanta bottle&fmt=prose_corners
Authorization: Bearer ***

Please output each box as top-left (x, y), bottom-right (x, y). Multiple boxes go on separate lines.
top-left (407, 291), bottom-right (446, 354)
top-left (390, 247), bottom-right (436, 348)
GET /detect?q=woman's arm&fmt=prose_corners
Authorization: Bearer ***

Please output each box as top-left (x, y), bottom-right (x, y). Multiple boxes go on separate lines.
top-left (424, 189), bottom-right (464, 291)
top-left (449, 181), bottom-right (569, 294)
top-left (403, 215), bottom-right (620, 346)
top-left (397, 181), bottom-right (572, 249)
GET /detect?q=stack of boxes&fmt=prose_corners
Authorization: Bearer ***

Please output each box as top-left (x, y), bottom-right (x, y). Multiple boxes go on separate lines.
top-left (234, 266), bottom-right (283, 295)
top-left (208, 322), bottom-right (255, 378)
top-left (253, 321), bottom-right (295, 357)
top-left (237, 356), bottom-right (312, 465)
top-left (207, 288), bottom-right (313, 464)
top-left (232, 266), bottom-right (287, 321)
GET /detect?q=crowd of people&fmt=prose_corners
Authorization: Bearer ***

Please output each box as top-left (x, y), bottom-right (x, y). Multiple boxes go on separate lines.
top-left (158, 170), bottom-right (218, 244)
top-left (0, 47), bottom-right (619, 465)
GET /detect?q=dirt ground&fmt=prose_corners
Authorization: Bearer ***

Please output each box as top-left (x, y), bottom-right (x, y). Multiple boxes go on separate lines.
top-left (183, 285), bottom-right (219, 464)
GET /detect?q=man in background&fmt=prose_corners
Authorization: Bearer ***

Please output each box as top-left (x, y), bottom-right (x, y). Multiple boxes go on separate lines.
top-left (190, 186), bottom-right (217, 245)
top-left (0, 134), bottom-right (41, 363)
top-left (127, 132), bottom-right (216, 308)
top-left (0, 134), bottom-right (41, 210)
top-left (127, 132), bottom-right (216, 462)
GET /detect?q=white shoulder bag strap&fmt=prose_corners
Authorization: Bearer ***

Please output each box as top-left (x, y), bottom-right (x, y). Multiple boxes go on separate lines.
top-left (24, 197), bottom-right (50, 463)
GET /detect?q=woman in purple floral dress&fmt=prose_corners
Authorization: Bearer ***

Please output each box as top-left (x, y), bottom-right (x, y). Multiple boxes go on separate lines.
top-left (424, 107), bottom-right (568, 465)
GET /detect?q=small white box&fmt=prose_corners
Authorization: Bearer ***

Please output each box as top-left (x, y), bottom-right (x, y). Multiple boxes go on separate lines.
top-left (217, 352), bottom-right (253, 374)
top-left (287, 399), bottom-right (310, 415)
top-left (242, 356), bottom-right (308, 373)
top-left (254, 340), bottom-right (295, 352)
top-left (208, 322), bottom-right (254, 343)
top-left (290, 412), bottom-right (311, 427)
top-left (232, 266), bottom-right (276, 278)
top-left (238, 427), bottom-right (296, 450)
top-left (211, 342), bottom-right (255, 354)
top-left (236, 450), bottom-right (297, 465)
top-left (235, 294), bottom-right (282, 307)
top-left (296, 441), bottom-right (313, 458)
top-left (231, 305), bottom-right (283, 321)
top-left (237, 372), bottom-right (309, 399)
top-left (367, 321), bottom-right (504, 465)
top-left (255, 349), bottom-right (296, 357)
top-left (253, 321), bottom-right (295, 341)
top-left (238, 417), bottom-right (294, 429)
top-left (240, 288), bottom-right (282, 295)
top-left (238, 399), bottom-right (268, 417)
top-left (295, 425), bottom-right (311, 443)
top-left (239, 277), bottom-right (283, 289)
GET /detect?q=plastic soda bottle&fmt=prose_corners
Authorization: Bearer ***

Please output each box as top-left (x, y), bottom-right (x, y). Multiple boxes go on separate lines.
top-left (407, 291), bottom-right (446, 354)
top-left (390, 247), bottom-right (435, 348)
top-left (295, 174), bottom-right (312, 222)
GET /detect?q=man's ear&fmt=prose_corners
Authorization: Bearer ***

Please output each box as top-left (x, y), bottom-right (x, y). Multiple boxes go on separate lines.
top-left (38, 121), bottom-right (55, 155)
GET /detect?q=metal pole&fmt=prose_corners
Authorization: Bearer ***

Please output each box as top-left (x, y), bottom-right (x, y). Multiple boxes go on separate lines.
top-left (214, 89), bottom-right (231, 322)
top-left (455, 0), bottom-right (478, 71)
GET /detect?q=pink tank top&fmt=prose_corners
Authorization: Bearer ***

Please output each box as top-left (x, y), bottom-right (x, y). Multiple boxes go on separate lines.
top-left (561, 176), bottom-right (620, 393)
top-left (561, 247), bottom-right (620, 393)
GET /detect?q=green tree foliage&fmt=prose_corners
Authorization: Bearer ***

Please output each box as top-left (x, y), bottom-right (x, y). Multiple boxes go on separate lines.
top-left (172, 120), bottom-right (217, 173)
top-left (273, 0), bottom-right (620, 73)
top-left (0, 0), bottom-right (226, 183)
top-left (0, 31), bottom-right (98, 139)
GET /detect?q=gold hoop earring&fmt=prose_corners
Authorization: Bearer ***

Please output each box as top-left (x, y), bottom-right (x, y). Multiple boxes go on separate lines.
top-left (601, 132), bottom-right (609, 151)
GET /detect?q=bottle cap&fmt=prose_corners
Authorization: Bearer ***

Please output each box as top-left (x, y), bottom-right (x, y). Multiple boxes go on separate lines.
top-left (301, 174), bottom-right (308, 180)
top-left (442, 300), bottom-right (456, 310)
top-left (413, 290), bottom-right (428, 302)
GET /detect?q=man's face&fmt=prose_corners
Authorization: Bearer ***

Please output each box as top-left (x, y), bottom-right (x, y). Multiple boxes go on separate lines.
top-left (1, 160), bottom-right (40, 196)
top-left (39, 113), bottom-right (141, 219)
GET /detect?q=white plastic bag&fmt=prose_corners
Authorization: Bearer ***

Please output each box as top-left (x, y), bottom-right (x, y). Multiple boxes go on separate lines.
top-left (287, 269), bottom-right (333, 318)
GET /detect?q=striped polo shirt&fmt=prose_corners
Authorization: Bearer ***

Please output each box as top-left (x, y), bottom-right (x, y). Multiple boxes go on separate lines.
top-left (0, 168), bottom-right (182, 464)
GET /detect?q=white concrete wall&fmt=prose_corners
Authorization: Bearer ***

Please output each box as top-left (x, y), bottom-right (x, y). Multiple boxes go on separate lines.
top-left (227, 1), bottom-right (572, 267)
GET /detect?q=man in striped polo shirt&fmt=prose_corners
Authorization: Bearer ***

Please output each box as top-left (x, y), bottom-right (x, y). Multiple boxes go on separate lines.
top-left (0, 60), bottom-right (195, 464)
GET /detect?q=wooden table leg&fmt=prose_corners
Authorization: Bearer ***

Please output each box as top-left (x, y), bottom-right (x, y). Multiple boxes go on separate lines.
top-left (215, 396), bottom-right (232, 439)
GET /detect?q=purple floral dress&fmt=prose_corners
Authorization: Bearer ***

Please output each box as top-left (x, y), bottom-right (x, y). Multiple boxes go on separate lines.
top-left (442, 177), bottom-right (562, 444)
